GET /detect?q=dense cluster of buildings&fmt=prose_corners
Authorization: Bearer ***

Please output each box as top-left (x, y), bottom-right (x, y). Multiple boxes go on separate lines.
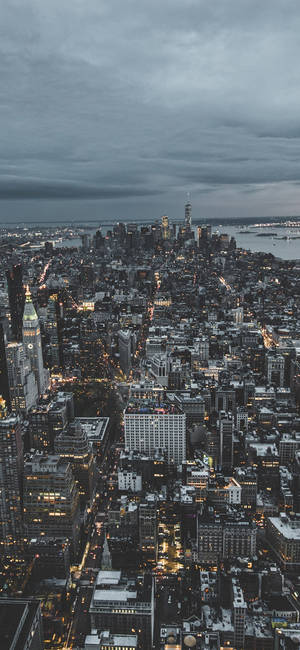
top-left (1, 204), bottom-right (300, 648)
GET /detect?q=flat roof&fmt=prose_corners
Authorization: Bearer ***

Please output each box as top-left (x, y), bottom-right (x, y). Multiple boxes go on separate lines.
top-left (0, 600), bottom-right (40, 650)
top-left (75, 417), bottom-right (109, 441)
top-left (93, 589), bottom-right (137, 602)
top-left (96, 570), bottom-right (121, 585)
top-left (269, 517), bottom-right (300, 540)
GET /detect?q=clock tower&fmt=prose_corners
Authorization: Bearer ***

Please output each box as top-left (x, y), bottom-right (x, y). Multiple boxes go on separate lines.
top-left (22, 286), bottom-right (47, 395)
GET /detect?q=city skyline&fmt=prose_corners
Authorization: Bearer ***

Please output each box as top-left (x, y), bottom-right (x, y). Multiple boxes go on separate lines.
top-left (2, 1), bottom-right (300, 221)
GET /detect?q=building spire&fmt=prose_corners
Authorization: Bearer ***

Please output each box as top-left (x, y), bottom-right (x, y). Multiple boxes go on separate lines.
top-left (25, 285), bottom-right (31, 302)
top-left (101, 529), bottom-right (112, 570)
top-left (23, 286), bottom-right (38, 322)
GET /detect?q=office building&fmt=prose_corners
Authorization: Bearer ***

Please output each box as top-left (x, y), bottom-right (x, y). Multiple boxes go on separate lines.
top-left (45, 294), bottom-right (60, 368)
top-left (81, 233), bottom-right (90, 250)
top-left (150, 354), bottom-right (171, 387)
top-left (54, 420), bottom-right (96, 507)
top-left (267, 352), bottom-right (285, 387)
top-left (84, 630), bottom-right (138, 650)
top-left (197, 512), bottom-right (256, 563)
top-left (279, 433), bottom-right (300, 465)
top-left (118, 470), bottom-right (142, 492)
top-left (22, 286), bottom-right (48, 395)
top-left (218, 411), bottom-right (234, 470)
top-left (6, 341), bottom-right (39, 414)
top-left (89, 570), bottom-right (154, 650)
top-left (267, 513), bottom-right (300, 570)
top-left (6, 263), bottom-right (25, 342)
top-left (0, 598), bottom-right (44, 650)
top-left (236, 406), bottom-right (248, 431)
top-left (139, 496), bottom-right (157, 552)
top-left (80, 316), bottom-right (103, 379)
top-left (108, 498), bottom-right (138, 540)
top-left (118, 330), bottom-right (132, 376)
top-left (28, 392), bottom-right (74, 451)
top-left (0, 320), bottom-right (11, 409)
top-left (174, 393), bottom-right (205, 426)
top-left (75, 416), bottom-right (111, 462)
top-left (26, 536), bottom-right (71, 579)
top-left (207, 476), bottom-right (241, 507)
top-left (0, 415), bottom-right (23, 554)
top-left (234, 467), bottom-right (257, 508)
top-left (23, 452), bottom-right (80, 555)
top-left (124, 400), bottom-right (186, 465)
top-left (232, 581), bottom-right (247, 650)
top-left (161, 215), bottom-right (170, 240)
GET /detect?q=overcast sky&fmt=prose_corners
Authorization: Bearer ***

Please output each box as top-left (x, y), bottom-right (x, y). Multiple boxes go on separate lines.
top-left (2, 0), bottom-right (300, 223)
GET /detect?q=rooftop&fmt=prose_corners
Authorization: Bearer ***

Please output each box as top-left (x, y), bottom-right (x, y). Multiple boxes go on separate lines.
top-left (125, 400), bottom-right (181, 415)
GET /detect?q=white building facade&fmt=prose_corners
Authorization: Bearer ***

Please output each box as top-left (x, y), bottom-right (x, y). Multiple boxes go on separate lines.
top-left (124, 405), bottom-right (186, 465)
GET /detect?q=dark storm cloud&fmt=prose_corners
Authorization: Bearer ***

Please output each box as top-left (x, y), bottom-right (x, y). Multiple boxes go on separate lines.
top-left (0, 177), bottom-right (161, 200)
top-left (2, 0), bottom-right (300, 219)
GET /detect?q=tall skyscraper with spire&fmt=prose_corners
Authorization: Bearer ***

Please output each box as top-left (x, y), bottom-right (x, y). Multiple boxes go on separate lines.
top-left (22, 287), bottom-right (48, 396)
top-left (184, 193), bottom-right (192, 230)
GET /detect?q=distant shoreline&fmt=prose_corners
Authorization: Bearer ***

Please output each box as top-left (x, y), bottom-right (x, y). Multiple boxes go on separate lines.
top-left (1, 215), bottom-right (300, 228)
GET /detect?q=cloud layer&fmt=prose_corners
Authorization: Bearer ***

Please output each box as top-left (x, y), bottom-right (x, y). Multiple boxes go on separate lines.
top-left (1, 0), bottom-right (300, 221)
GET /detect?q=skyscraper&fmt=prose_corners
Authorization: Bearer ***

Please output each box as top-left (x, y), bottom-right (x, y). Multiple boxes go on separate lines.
top-left (45, 295), bottom-right (60, 368)
top-left (22, 286), bottom-right (48, 395)
top-left (161, 215), bottom-right (170, 240)
top-left (118, 329), bottom-right (132, 377)
top-left (184, 194), bottom-right (192, 229)
top-left (6, 342), bottom-right (39, 414)
top-left (23, 452), bottom-right (80, 555)
top-left (233, 581), bottom-right (247, 649)
top-left (80, 316), bottom-right (104, 379)
top-left (0, 320), bottom-right (11, 410)
top-left (0, 415), bottom-right (24, 554)
top-left (6, 263), bottom-right (25, 342)
top-left (218, 411), bottom-right (234, 471)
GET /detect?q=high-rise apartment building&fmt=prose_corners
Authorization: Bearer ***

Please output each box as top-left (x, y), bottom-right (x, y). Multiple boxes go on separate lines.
top-left (22, 286), bottom-right (48, 395)
top-left (124, 400), bottom-right (186, 465)
top-left (0, 415), bottom-right (23, 554)
top-left (6, 263), bottom-right (25, 342)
